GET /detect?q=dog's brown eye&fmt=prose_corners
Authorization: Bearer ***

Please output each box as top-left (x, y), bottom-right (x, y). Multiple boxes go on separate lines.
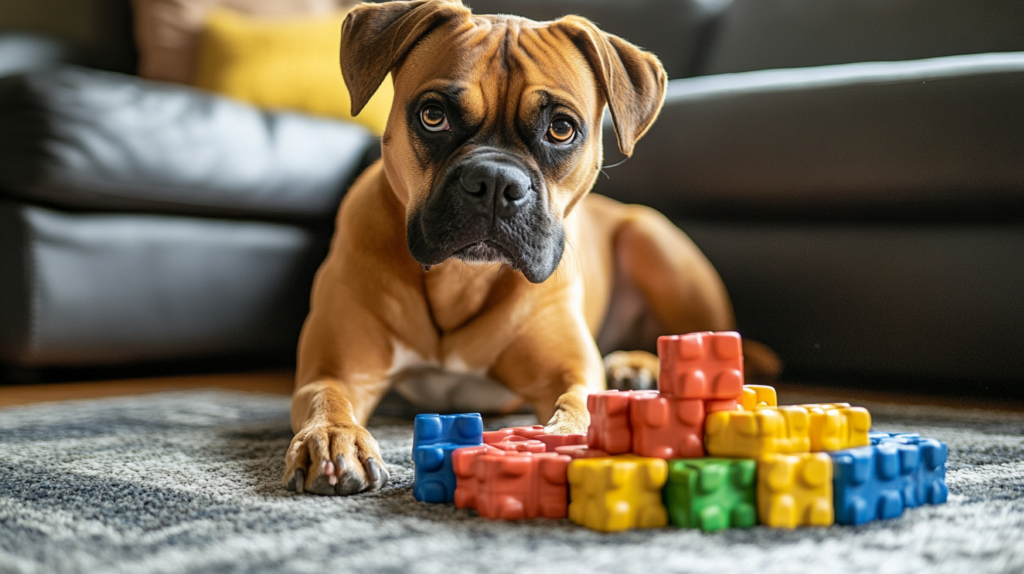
top-left (548, 118), bottom-right (575, 143)
top-left (421, 105), bottom-right (448, 132)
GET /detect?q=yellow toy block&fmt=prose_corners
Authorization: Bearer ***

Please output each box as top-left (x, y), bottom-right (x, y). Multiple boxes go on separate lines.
top-left (757, 452), bottom-right (834, 528)
top-left (704, 406), bottom-right (810, 458)
top-left (799, 403), bottom-right (871, 452)
top-left (567, 455), bottom-right (668, 532)
top-left (739, 385), bottom-right (778, 410)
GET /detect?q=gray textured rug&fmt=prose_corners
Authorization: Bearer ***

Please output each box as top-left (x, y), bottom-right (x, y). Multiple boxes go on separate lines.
top-left (0, 389), bottom-right (1022, 574)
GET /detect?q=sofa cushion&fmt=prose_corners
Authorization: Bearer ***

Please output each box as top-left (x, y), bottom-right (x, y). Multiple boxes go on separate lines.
top-left (683, 219), bottom-right (1024, 382)
top-left (193, 9), bottom-right (393, 135)
top-left (132, 0), bottom-right (352, 84)
top-left (594, 53), bottom-right (1024, 221)
top-left (466, 0), bottom-right (721, 79)
top-left (0, 32), bottom-right (84, 77)
top-left (704, 0), bottom-right (1024, 75)
top-left (0, 200), bottom-right (326, 366)
top-left (0, 66), bottom-right (375, 221)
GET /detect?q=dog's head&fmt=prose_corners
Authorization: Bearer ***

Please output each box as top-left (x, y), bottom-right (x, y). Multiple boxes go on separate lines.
top-left (341, 0), bottom-right (666, 283)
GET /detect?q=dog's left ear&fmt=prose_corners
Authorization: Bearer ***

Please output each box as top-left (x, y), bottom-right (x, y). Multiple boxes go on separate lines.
top-left (341, 0), bottom-right (471, 116)
top-left (553, 17), bottom-right (667, 157)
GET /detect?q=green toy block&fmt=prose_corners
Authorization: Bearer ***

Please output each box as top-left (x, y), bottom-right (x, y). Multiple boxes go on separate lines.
top-left (664, 458), bottom-right (757, 532)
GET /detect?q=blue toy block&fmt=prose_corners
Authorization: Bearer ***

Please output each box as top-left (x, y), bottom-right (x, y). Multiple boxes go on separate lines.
top-left (829, 441), bottom-right (919, 525)
top-left (413, 414), bottom-right (483, 503)
top-left (413, 413), bottom-right (484, 448)
top-left (872, 432), bottom-right (948, 506)
top-left (870, 432), bottom-right (920, 445)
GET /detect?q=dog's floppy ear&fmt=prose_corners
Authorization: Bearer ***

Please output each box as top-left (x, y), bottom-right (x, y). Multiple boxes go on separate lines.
top-left (553, 17), bottom-right (667, 157)
top-left (342, 0), bottom-right (471, 116)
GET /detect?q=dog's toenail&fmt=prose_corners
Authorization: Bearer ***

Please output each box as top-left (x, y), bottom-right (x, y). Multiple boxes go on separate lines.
top-left (294, 469), bottom-right (306, 494)
top-left (367, 458), bottom-right (389, 491)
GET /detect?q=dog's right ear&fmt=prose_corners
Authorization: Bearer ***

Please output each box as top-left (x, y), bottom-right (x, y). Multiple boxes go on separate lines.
top-left (342, 0), bottom-right (470, 116)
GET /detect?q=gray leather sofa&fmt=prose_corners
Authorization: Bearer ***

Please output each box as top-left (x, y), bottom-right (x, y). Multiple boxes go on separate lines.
top-left (2, 0), bottom-right (1022, 389)
top-left (0, 68), bottom-right (376, 368)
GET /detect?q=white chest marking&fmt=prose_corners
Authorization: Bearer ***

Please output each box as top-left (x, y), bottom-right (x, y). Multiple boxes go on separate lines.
top-left (387, 339), bottom-right (520, 414)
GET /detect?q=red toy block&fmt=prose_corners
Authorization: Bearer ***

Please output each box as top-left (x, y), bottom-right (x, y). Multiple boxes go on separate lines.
top-left (483, 428), bottom-right (516, 444)
top-left (485, 425), bottom-right (586, 453)
top-left (587, 390), bottom-right (654, 454)
top-left (455, 445), bottom-right (571, 520)
top-left (629, 393), bottom-right (706, 459)
top-left (506, 425), bottom-right (547, 439)
top-left (490, 435), bottom-right (547, 453)
top-left (476, 452), bottom-right (571, 520)
top-left (707, 398), bottom-right (740, 413)
top-left (536, 433), bottom-right (587, 452)
top-left (657, 331), bottom-right (744, 400)
top-left (555, 444), bottom-right (610, 459)
top-left (453, 444), bottom-right (500, 510)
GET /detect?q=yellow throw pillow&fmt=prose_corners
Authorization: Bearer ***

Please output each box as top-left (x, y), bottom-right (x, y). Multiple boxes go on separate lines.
top-left (193, 9), bottom-right (392, 135)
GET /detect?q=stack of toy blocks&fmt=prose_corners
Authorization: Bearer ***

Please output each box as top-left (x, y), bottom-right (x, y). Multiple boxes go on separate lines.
top-left (411, 330), bottom-right (949, 533)
top-left (655, 332), bottom-right (777, 531)
top-left (703, 397), bottom-right (871, 528)
top-left (568, 332), bottom-right (750, 532)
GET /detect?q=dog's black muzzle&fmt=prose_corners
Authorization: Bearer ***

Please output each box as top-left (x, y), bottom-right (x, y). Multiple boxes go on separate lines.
top-left (407, 150), bottom-right (565, 283)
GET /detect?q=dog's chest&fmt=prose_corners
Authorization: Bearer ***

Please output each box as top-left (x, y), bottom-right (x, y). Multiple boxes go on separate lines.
top-left (423, 261), bottom-right (505, 332)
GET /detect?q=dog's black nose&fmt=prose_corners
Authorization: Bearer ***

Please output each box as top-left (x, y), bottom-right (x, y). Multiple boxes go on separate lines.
top-left (459, 160), bottom-right (533, 215)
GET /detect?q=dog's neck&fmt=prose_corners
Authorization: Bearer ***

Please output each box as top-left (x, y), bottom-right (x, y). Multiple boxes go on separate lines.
top-left (422, 260), bottom-right (514, 332)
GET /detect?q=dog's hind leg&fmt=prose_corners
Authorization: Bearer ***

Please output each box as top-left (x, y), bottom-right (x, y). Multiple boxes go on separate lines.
top-left (598, 204), bottom-right (782, 383)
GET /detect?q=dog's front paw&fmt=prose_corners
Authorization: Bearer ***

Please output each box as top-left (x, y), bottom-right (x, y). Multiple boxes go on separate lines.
top-left (283, 421), bottom-right (389, 496)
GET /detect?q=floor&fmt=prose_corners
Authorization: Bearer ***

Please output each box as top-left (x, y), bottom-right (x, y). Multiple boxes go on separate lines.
top-left (1, 370), bottom-right (1021, 412)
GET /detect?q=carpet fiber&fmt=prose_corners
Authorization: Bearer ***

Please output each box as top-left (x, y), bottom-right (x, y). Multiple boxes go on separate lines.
top-left (0, 389), bottom-right (1021, 574)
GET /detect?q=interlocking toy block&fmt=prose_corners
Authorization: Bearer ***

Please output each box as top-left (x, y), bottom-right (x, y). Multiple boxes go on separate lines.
top-left (586, 390), bottom-right (647, 454)
top-left (555, 444), bottom-right (609, 459)
top-left (757, 452), bottom-right (834, 528)
top-left (872, 432), bottom-right (948, 506)
top-left (485, 425), bottom-right (586, 453)
top-left (478, 452), bottom-right (571, 520)
top-left (453, 446), bottom-right (571, 519)
top-left (799, 403), bottom-right (871, 452)
top-left (664, 459), bottom-right (757, 531)
top-left (870, 431), bottom-right (919, 444)
top-left (629, 392), bottom-right (705, 459)
top-left (453, 444), bottom-right (498, 510)
top-left (705, 406), bottom-right (810, 458)
top-left (536, 433), bottom-right (587, 452)
top-left (829, 441), bottom-right (919, 525)
top-left (490, 435), bottom-right (547, 453)
top-left (740, 385), bottom-right (778, 410)
top-left (657, 331), bottom-right (744, 400)
top-left (483, 428), bottom-right (516, 444)
top-left (413, 413), bottom-right (483, 503)
top-left (505, 425), bottom-right (547, 439)
top-left (567, 455), bottom-right (668, 532)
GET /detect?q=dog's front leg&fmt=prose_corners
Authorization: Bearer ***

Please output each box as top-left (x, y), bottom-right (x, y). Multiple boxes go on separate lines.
top-left (283, 283), bottom-right (417, 496)
top-left (490, 309), bottom-right (606, 435)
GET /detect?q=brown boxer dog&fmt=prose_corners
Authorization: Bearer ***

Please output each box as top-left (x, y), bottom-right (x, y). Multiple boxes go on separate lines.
top-left (284, 0), bottom-right (779, 495)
